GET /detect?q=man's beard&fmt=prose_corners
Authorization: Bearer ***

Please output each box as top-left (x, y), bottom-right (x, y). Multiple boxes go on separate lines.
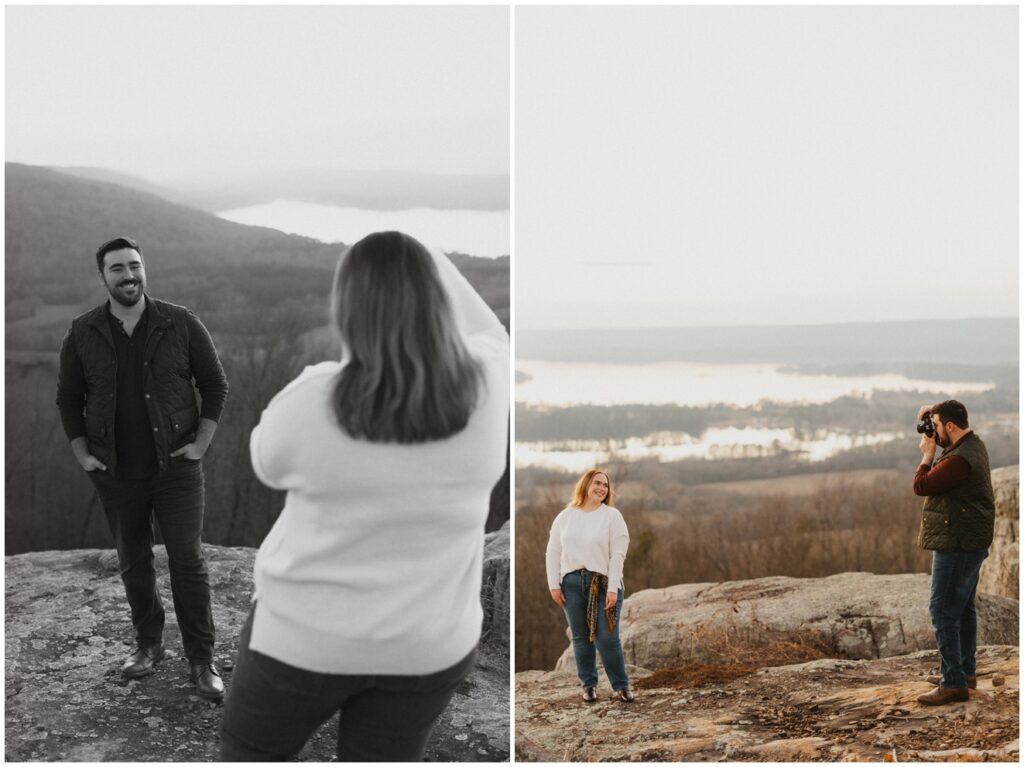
top-left (108, 279), bottom-right (144, 307)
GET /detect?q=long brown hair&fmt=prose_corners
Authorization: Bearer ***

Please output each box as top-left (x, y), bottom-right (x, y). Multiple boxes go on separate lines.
top-left (331, 231), bottom-right (482, 443)
top-left (570, 468), bottom-right (613, 507)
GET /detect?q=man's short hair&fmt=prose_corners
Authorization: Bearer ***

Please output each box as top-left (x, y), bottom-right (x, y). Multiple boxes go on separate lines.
top-left (95, 237), bottom-right (143, 272)
top-left (932, 400), bottom-right (969, 429)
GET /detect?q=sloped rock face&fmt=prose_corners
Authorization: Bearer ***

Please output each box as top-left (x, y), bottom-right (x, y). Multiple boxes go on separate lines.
top-left (5, 527), bottom-right (509, 762)
top-left (555, 572), bottom-right (1019, 673)
top-left (481, 521), bottom-right (511, 651)
top-left (431, 522), bottom-right (510, 760)
top-left (517, 645), bottom-right (1019, 762)
top-left (979, 465), bottom-right (1019, 599)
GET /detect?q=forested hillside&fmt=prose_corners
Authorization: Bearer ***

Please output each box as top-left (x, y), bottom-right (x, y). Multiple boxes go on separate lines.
top-left (5, 163), bottom-right (510, 553)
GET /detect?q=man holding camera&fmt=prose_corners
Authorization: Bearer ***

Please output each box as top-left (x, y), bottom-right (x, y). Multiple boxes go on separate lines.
top-left (912, 400), bottom-right (994, 706)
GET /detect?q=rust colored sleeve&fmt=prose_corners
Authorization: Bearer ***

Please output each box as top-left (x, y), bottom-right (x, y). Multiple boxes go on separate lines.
top-left (913, 455), bottom-right (971, 496)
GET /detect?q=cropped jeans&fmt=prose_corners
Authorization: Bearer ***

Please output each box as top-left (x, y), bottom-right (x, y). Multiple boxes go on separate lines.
top-left (929, 548), bottom-right (988, 689)
top-left (561, 569), bottom-right (629, 691)
top-left (89, 458), bottom-right (214, 662)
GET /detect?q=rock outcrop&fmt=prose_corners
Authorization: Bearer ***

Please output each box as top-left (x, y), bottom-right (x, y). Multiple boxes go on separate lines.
top-left (555, 572), bottom-right (1019, 673)
top-left (5, 522), bottom-right (509, 762)
top-left (518, 645), bottom-right (1019, 762)
top-left (979, 465), bottom-right (1019, 599)
top-left (482, 521), bottom-right (511, 651)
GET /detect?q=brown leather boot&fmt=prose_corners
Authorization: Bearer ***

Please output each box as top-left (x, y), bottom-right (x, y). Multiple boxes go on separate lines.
top-left (917, 685), bottom-right (970, 706)
top-left (926, 674), bottom-right (977, 689)
top-left (582, 687), bottom-right (597, 703)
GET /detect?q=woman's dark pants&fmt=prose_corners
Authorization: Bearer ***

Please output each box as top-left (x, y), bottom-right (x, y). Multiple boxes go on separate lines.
top-left (90, 459), bottom-right (214, 663)
top-left (219, 605), bottom-right (477, 762)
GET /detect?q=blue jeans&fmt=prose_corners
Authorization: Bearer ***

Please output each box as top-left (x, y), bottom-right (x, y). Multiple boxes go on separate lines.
top-left (89, 458), bottom-right (214, 662)
top-left (561, 570), bottom-right (629, 691)
top-left (929, 548), bottom-right (987, 689)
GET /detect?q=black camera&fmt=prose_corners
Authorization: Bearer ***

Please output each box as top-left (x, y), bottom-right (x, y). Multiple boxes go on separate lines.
top-left (916, 413), bottom-right (935, 438)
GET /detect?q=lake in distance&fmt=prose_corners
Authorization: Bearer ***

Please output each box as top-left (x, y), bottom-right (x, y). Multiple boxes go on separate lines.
top-left (515, 359), bottom-right (996, 470)
top-left (218, 200), bottom-right (509, 258)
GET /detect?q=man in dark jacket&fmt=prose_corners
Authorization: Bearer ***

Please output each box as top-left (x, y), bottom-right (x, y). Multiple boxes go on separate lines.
top-left (56, 237), bottom-right (229, 700)
top-left (912, 399), bottom-right (994, 706)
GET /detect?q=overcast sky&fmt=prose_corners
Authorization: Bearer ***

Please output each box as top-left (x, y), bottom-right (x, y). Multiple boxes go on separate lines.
top-left (6, 6), bottom-right (509, 182)
top-left (516, 6), bottom-right (1018, 330)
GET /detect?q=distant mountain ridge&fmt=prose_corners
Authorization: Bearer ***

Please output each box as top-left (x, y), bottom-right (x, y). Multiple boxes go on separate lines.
top-left (5, 163), bottom-right (508, 319)
top-left (47, 167), bottom-right (190, 207)
top-left (518, 320), bottom-right (1019, 368)
top-left (55, 165), bottom-right (510, 213)
top-left (6, 163), bottom-right (338, 274)
top-left (5, 162), bottom-right (510, 354)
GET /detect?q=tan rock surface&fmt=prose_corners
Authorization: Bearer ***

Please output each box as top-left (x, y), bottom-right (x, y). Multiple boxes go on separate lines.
top-left (555, 573), bottom-right (1019, 673)
top-left (517, 645), bottom-right (1019, 762)
top-left (979, 465), bottom-right (1019, 599)
top-left (5, 525), bottom-right (509, 762)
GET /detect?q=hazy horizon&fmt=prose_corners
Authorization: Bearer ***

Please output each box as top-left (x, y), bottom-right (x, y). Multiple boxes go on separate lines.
top-left (42, 162), bottom-right (510, 213)
top-left (518, 315), bottom-right (1019, 334)
top-left (46, 163), bottom-right (510, 191)
top-left (517, 318), bottom-right (1019, 369)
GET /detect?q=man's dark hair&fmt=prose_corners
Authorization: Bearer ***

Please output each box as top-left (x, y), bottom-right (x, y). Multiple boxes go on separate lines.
top-left (95, 237), bottom-right (143, 272)
top-left (931, 400), bottom-right (969, 429)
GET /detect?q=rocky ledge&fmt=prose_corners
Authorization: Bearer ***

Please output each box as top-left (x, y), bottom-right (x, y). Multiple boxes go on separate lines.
top-left (517, 645), bottom-right (1019, 762)
top-left (5, 522), bottom-right (509, 762)
top-left (556, 572), bottom-right (1018, 673)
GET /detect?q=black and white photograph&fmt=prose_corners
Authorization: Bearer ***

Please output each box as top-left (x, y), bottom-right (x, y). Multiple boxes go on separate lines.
top-left (513, 5), bottom-right (1018, 761)
top-left (6, 5), bottom-right (510, 761)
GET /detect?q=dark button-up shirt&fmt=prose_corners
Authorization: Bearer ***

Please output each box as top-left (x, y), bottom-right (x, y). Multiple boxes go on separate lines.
top-left (108, 306), bottom-right (158, 479)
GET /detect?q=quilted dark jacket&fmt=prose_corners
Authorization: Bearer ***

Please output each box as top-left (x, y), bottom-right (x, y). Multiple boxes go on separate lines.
top-left (917, 432), bottom-right (995, 552)
top-left (56, 296), bottom-right (228, 477)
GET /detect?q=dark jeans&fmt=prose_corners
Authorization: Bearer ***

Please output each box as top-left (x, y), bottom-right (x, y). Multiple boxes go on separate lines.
top-left (561, 569), bottom-right (629, 691)
top-left (929, 548), bottom-right (988, 689)
top-left (219, 605), bottom-right (477, 762)
top-left (89, 458), bottom-right (214, 663)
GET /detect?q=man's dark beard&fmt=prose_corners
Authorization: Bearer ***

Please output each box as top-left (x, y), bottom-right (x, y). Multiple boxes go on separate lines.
top-left (110, 281), bottom-right (143, 308)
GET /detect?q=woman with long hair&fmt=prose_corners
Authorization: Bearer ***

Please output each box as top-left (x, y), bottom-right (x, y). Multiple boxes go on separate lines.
top-left (220, 231), bottom-right (509, 761)
top-left (545, 468), bottom-right (634, 703)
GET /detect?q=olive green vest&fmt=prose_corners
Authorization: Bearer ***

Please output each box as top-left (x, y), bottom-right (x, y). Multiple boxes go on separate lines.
top-left (917, 432), bottom-right (995, 552)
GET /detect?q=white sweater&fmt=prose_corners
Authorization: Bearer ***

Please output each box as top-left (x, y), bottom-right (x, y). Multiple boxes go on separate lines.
top-left (545, 504), bottom-right (630, 592)
top-left (248, 250), bottom-right (509, 674)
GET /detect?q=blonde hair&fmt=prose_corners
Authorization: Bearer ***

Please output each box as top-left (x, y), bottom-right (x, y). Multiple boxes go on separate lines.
top-left (570, 468), bottom-right (613, 508)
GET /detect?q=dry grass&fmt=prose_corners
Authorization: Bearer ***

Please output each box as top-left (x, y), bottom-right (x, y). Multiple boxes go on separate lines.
top-left (635, 663), bottom-right (762, 689)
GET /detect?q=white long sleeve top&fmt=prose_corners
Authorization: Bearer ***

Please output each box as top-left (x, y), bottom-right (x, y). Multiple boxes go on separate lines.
top-left (545, 504), bottom-right (630, 592)
top-left (247, 248), bottom-right (509, 675)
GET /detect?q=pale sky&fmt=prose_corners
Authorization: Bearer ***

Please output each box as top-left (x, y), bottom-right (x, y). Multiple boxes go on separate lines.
top-left (516, 6), bottom-right (1018, 329)
top-left (6, 6), bottom-right (509, 181)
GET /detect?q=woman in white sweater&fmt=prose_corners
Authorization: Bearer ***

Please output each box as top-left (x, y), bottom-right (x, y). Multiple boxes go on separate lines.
top-left (546, 468), bottom-right (634, 703)
top-left (219, 231), bottom-right (509, 761)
